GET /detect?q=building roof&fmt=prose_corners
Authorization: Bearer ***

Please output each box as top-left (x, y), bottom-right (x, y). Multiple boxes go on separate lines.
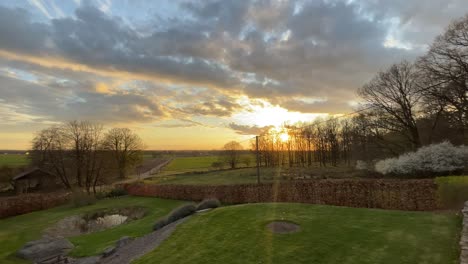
top-left (12, 167), bottom-right (54, 181)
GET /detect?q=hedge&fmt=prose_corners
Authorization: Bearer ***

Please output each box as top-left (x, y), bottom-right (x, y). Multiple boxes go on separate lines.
top-left (123, 179), bottom-right (437, 211)
top-left (0, 192), bottom-right (70, 218)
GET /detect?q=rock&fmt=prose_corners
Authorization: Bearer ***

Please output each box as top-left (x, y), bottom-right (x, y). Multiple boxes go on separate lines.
top-left (101, 246), bottom-right (116, 257)
top-left (16, 236), bottom-right (74, 262)
top-left (115, 236), bottom-right (132, 248)
top-left (73, 256), bottom-right (101, 264)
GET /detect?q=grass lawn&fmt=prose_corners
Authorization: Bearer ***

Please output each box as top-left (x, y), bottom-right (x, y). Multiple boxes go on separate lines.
top-left (0, 154), bottom-right (30, 167)
top-left (0, 196), bottom-right (183, 264)
top-left (148, 167), bottom-right (282, 185)
top-left (135, 203), bottom-right (461, 264)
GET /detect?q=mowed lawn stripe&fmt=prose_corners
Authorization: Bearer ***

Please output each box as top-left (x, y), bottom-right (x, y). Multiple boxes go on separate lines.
top-left (134, 203), bottom-right (461, 264)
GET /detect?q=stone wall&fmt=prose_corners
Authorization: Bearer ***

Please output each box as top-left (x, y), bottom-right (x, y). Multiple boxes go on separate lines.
top-left (460, 202), bottom-right (468, 263)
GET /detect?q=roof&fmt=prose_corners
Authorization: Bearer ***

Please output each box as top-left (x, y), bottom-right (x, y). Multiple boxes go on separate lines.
top-left (12, 167), bottom-right (54, 181)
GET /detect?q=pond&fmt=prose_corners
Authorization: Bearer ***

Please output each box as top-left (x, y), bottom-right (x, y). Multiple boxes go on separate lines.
top-left (44, 207), bottom-right (147, 237)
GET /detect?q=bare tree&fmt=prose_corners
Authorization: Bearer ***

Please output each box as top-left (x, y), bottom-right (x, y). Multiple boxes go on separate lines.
top-left (358, 61), bottom-right (423, 150)
top-left (102, 128), bottom-right (144, 179)
top-left (222, 141), bottom-right (243, 169)
top-left (418, 15), bottom-right (468, 143)
top-left (31, 121), bottom-right (117, 193)
top-left (32, 126), bottom-right (72, 188)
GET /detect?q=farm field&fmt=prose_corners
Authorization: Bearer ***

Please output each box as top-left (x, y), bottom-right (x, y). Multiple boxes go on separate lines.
top-left (0, 154), bottom-right (30, 167)
top-left (0, 196), bottom-right (183, 264)
top-left (135, 203), bottom-right (460, 264)
top-left (158, 154), bottom-right (254, 176)
top-left (148, 167), bottom-right (281, 185)
top-left (147, 165), bottom-right (362, 185)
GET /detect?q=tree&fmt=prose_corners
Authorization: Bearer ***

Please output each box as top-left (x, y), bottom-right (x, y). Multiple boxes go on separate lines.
top-left (102, 128), bottom-right (144, 179)
top-left (222, 141), bottom-right (243, 169)
top-left (31, 121), bottom-right (116, 193)
top-left (358, 61), bottom-right (423, 150)
top-left (241, 155), bottom-right (251, 167)
top-left (31, 125), bottom-right (72, 188)
top-left (418, 15), bottom-right (468, 143)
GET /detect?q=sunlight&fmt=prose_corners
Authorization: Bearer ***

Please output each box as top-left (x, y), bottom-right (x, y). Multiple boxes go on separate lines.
top-left (233, 97), bottom-right (327, 128)
top-left (279, 133), bottom-right (289, 142)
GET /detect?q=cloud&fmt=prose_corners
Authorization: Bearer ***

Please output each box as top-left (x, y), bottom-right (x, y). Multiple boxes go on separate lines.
top-left (228, 122), bottom-right (274, 135)
top-left (0, 74), bottom-right (166, 124)
top-left (0, 0), bottom-right (467, 131)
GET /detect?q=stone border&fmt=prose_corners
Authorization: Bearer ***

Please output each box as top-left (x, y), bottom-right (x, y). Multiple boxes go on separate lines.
top-left (460, 201), bottom-right (468, 264)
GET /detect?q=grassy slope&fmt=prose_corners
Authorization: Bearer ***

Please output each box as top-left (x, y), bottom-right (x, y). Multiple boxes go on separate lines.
top-left (0, 155), bottom-right (30, 167)
top-left (135, 203), bottom-right (461, 264)
top-left (148, 167), bottom-right (282, 185)
top-left (0, 196), bottom-right (183, 263)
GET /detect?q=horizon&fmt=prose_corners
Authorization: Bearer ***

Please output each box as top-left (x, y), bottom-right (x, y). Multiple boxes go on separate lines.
top-left (1, 0), bottom-right (467, 150)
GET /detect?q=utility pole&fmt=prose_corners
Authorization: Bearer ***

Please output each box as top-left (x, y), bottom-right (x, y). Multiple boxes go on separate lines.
top-left (256, 136), bottom-right (260, 184)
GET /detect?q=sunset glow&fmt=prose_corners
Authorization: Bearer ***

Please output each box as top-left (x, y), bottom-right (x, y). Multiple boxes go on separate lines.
top-left (0, 0), bottom-right (466, 150)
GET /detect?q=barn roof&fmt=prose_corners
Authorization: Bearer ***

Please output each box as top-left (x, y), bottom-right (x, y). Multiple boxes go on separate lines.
top-left (12, 167), bottom-right (54, 181)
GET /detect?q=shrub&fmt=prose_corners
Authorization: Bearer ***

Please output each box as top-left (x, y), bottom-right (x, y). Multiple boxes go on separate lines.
top-left (107, 187), bottom-right (128, 198)
top-left (167, 203), bottom-right (196, 223)
top-left (211, 161), bottom-right (224, 170)
top-left (355, 160), bottom-right (370, 171)
top-left (436, 176), bottom-right (468, 209)
top-left (375, 142), bottom-right (468, 177)
top-left (196, 198), bottom-right (221, 211)
top-left (70, 189), bottom-right (96, 207)
top-left (153, 217), bottom-right (169, 231)
top-left (152, 203), bottom-right (196, 231)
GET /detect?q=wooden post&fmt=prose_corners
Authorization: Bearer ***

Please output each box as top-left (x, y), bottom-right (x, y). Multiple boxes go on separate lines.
top-left (256, 136), bottom-right (260, 184)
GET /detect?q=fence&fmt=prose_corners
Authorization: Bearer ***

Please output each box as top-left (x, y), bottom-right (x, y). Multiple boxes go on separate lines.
top-left (0, 192), bottom-right (70, 218)
top-left (123, 179), bottom-right (437, 211)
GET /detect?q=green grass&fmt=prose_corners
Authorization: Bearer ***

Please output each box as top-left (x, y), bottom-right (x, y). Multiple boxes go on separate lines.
top-left (436, 175), bottom-right (468, 209)
top-left (0, 196), bottom-right (183, 263)
top-left (134, 203), bottom-right (461, 264)
top-left (162, 156), bottom-right (222, 174)
top-left (0, 154), bottom-right (30, 167)
top-left (159, 155), bottom-right (255, 176)
top-left (148, 167), bottom-right (282, 185)
top-left (147, 165), bottom-right (361, 185)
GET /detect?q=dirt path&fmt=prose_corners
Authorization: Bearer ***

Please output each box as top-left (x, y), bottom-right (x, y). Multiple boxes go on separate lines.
top-left (100, 217), bottom-right (189, 264)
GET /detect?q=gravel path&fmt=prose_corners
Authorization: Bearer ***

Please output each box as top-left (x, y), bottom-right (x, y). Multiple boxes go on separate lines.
top-left (100, 217), bottom-right (189, 264)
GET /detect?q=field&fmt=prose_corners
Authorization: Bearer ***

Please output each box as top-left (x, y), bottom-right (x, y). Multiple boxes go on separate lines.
top-left (0, 196), bottom-right (183, 264)
top-left (147, 165), bottom-right (362, 185)
top-left (134, 203), bottom-right (460, 264)
top-left (148, 167), bottom-right (280, 185)
top-left (0, 154), bottom-right (30, 167)
top-left (159, 154), bottom-right (254, 176)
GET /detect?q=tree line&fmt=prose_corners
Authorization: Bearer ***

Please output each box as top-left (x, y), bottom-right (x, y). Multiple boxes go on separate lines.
top-left (32, 121), bottom-right (143, 193)
top-left (252, 14), bottom-right (468, 168)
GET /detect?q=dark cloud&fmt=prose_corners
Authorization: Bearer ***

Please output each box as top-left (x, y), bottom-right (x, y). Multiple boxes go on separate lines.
top-left (0, 0), bottom-right (467, 128)
top-left (0, 74), bottom-right (165, 124)
top-left (0, 7), bottom-right (50, 54)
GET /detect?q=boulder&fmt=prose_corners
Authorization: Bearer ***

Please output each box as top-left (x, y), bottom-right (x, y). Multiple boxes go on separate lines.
top-left (115, 236), bottom-right (132, 248)
top-left (73, 256), bottom-right (101, 264)
top-left (16, 236), bottom-right (74, 262)
top-left (101, 246), bottom-right (116, 257)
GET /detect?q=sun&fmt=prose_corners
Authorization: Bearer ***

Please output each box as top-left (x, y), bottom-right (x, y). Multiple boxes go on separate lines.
top-left (279, 133), bottom-right (289, 142)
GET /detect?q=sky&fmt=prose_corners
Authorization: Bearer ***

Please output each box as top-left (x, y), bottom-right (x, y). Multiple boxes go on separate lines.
top-left (0, 0), bottom-right (467, 150)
